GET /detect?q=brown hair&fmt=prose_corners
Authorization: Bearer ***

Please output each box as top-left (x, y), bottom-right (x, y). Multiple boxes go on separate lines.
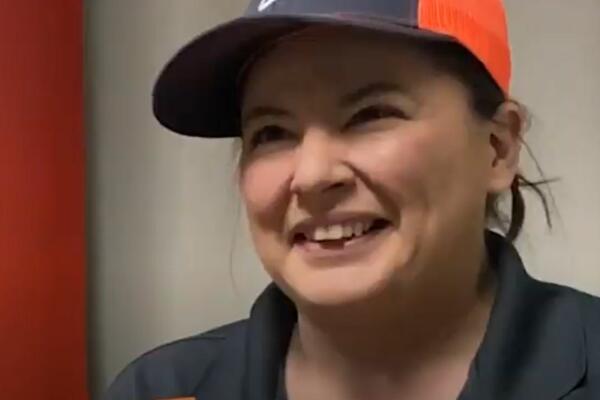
top-left (420, 40), bottom-right (555, 241)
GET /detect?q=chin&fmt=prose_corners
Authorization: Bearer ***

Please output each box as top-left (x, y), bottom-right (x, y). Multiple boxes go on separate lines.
top-left (279, 260), bottom-right (397, 310)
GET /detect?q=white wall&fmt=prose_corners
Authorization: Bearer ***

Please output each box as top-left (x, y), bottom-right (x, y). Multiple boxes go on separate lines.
top-left (85, 1), bottom-right (264, 397)
top-left (506, 0), bottom-right (600, 290)
top-left (86, 1), bottom-right (600, 398)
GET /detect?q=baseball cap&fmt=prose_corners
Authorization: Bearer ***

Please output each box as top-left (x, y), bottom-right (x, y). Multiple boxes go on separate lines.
top-left (153, 0), bottom-right (511, 137)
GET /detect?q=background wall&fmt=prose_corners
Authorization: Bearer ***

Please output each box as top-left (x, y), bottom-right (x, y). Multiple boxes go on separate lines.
top-left (86, 1), bottom-right (600, 398)
top-left (1, 2), bottom-right (86, 398)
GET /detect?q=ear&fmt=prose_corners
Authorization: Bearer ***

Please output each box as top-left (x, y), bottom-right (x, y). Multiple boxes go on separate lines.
top-left (487, 101), bottom-right (524, 194)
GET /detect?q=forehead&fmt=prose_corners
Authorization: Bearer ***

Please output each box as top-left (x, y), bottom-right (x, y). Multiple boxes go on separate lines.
top-left (241, 27), bottom-right (436, 105)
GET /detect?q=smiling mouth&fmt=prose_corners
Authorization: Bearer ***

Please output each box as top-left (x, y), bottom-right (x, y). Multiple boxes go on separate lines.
top-left (292, 218), bottom-right (392, 249)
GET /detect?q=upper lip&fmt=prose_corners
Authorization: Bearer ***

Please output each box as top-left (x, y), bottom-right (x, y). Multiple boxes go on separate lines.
top-left (287, 211), bottom-right (388, 243)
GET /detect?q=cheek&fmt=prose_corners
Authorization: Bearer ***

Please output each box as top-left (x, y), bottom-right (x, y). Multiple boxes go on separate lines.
top-left (390, 122), bottom-right (489, 229)
top-left (240, 155), bottom-right (293, 232)
top-left (351, 122), bottom-right (484, 216)
top-left (351, 124), bottom-right (447, 206)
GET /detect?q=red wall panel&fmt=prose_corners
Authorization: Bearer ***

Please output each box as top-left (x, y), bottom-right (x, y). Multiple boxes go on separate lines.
top-left (0, 1), bottom-right (87, 398)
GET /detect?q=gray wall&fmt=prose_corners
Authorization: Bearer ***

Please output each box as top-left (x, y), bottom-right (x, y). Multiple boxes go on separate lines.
top-left (86, 1), bottom-right (600, 398)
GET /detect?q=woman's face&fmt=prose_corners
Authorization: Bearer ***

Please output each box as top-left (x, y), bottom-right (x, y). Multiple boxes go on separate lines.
top-left (239, 27), bottom-right (509, 309)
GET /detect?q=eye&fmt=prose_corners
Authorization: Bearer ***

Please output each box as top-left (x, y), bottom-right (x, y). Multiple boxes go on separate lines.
top-left (246, 125), bottom-right (293, 150)
top-left (344, 104), bottom-right (408, 129)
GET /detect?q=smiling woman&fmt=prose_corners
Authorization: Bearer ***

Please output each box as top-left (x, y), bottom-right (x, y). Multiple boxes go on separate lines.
top-left (105, 1), bottom-right (600, 399)
top-left (238, 28), bottom-right (505, 318)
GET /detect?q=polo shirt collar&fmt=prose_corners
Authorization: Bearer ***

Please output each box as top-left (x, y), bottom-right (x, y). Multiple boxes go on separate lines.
top-left (466, 231), bottom-right (586, 399)
top-left (205, 231), bottom-right (586, 399)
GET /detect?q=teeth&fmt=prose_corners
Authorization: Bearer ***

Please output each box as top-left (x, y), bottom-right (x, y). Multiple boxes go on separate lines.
top-left (328, 225), bottom-right (344, 240)
top-left (308, 220), bottom-right (376, 242)
top-left (343, 224), bottom-right (354, 238)
top-left (353, 222), bottom-right (364, 237)
top-left (313, 227), bottom-right (328, 241)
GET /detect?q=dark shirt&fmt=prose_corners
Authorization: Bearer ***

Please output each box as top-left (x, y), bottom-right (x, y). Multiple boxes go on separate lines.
top-left (104, 231), bottom-right (600, 399)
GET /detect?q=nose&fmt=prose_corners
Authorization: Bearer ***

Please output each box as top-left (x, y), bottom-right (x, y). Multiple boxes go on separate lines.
top-left (290, 127), bottom-right (355, 202)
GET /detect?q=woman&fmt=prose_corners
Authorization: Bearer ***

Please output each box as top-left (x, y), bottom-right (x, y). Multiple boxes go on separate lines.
top-left (106, 0), bottom-right (600, 399)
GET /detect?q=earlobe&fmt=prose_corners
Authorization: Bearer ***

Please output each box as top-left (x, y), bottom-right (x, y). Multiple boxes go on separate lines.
top-left (487, 101), bottom-right (525, 193)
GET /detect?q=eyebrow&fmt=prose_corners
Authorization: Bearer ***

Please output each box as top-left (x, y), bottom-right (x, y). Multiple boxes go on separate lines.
top-left (241, 106), bottom-right (291, 127)
top-left (340, 82), bottom-right (408, 107)
top-left (241, 81), bottom-right (407, 126)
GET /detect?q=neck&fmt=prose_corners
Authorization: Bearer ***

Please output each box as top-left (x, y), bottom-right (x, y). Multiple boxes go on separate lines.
top-left (293, 282), bottom-right (494, 370)
top-left (286, 241), bottom-right (496, 399)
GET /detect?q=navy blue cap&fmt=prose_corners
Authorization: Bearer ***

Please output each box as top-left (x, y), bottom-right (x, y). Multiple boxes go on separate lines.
top-left (152, 0), bottom-right (510, 137)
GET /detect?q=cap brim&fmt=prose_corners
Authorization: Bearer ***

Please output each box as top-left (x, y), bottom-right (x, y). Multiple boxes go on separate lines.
top-left (153, 14), bottom-right (454, 138)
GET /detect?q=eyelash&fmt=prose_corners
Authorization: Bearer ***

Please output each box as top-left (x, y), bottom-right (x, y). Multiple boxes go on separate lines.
top-left (344, 104), bottom-right (408, 129)
top-left (246, 105), bottom-right (407, 150)
top-left (247, 125), bottom-right (293, 150)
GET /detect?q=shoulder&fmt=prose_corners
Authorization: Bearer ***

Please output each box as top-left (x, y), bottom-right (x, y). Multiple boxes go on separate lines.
top-left (535, 279), bottom-right (600, 366)
top-left (556, 282), bottom-right (600, 384)
top-left (533, 277), bottom-right (600, 329)
top-left (569, 286), bottom-right (600, 360)
top-left (103, 319), bottom-right (248, 400)
top-left (538, 279), bottom-right (600, 327)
